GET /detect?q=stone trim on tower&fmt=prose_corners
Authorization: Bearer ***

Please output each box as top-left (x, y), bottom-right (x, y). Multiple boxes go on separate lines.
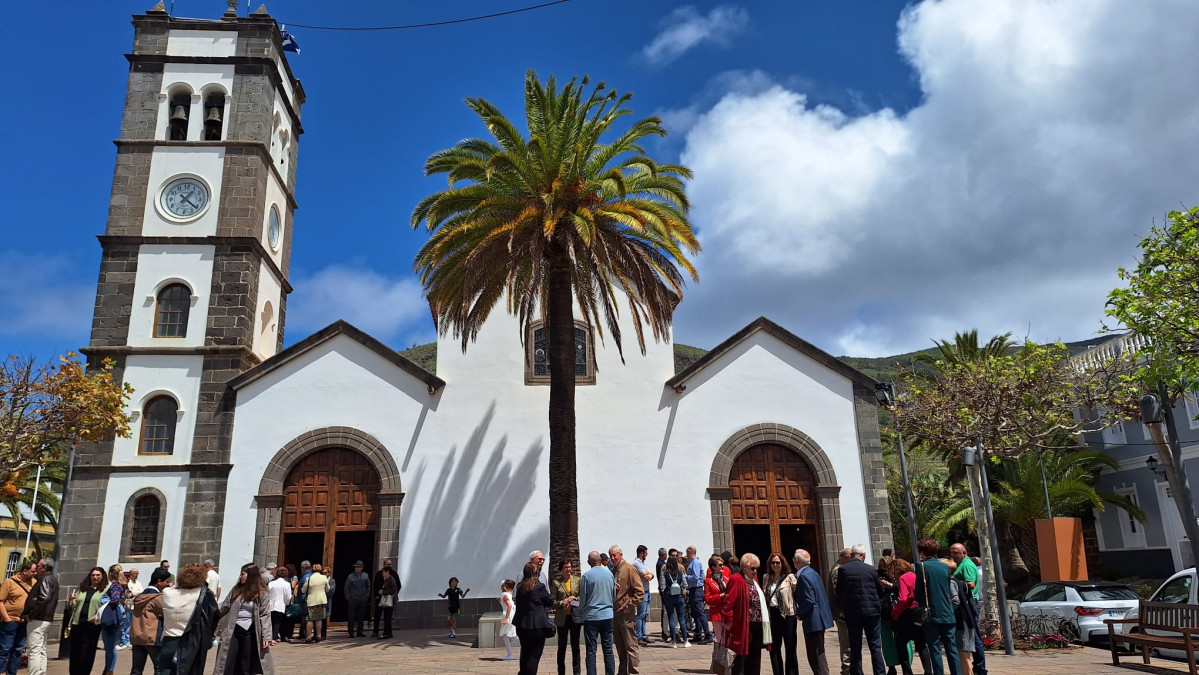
top-left (852, 382), bottom-right (893, 558)
top-left (253, 427), bottom-right (404, 569)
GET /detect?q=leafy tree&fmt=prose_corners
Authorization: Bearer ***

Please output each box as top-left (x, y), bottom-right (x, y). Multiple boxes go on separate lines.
top-left (411, 72), bottom-right (699, 565)
top-left (1106, 205), bottom-right (1199, 569)
top-left (896, 335), bottom-right (1138, 627)
top-left (1, 355), bottom-right (132, 475)
top-left (926, 447), bottom-right (1143, 574)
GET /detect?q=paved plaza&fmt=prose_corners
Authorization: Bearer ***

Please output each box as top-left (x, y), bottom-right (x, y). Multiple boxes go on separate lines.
top-left (40, 624), bottom-right (1196, 674)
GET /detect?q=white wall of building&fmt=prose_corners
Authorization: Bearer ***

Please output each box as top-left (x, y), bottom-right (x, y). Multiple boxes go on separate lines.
top-left (222, 306), bottom-right (877, 600)
top-left (221, 337), bottom-right (439, 573)
top-left (127, 244), bottom-right (214, 347)
top-left (142, 146), bottom-right (226, 236)
top-left (167, 30), bottom-right (236, 58)
top-left (97, 472), bottom-right (190, 571)
top-left (112, 355), bottom-right (204, 466)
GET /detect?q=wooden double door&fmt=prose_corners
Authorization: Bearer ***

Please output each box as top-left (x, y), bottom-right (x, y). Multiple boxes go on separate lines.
top-left (729, 444), bottom-right (823, 573)
top-left (281, 447), bottom-right (380, 620)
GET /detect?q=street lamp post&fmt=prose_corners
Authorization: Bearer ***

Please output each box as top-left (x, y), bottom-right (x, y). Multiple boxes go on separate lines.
top-left (875, 383), bottom-right (920, 563)
top-left (963, 442), bottom-right (1015, 655)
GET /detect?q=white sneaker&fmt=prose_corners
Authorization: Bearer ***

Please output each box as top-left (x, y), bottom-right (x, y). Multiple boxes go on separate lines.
top-left (671, 643), bottom-right (679, 649)
top-left (683, 641), bottom-right (692, 647)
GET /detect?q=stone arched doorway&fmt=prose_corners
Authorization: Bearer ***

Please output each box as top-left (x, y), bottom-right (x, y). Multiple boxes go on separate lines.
top-left (728, 444), bottom-right (822, 572)
top-left (708, 423), bottom-right (844, 574)
top-left (255, 426), bottom-right (404, 617)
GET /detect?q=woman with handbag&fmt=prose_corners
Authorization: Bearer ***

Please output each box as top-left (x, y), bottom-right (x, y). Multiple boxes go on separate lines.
top-left (550, 559), bottom-right (582, 675)
top-left (661, 553), bottom-right (690, 646)
top-left (705, 555), bottom-right (731, 675)
top-left (300, 565), bottom-right (330, 644)
top-left (761, 553), bottom-right (798, 675)
top-left (155, 563), bottom-right (220, 675)
top-left (375, 566), bottom-right (397, 639)
top-left (67, 567), bottom-right (108, 675)
top-left (887, 558), bottom-right (930, 675)
top-left (100, 564), bottom-right (129, 675)
top-left (722, 553), bottom-right (769, 675)
top-left (514, 561), bottom-right (554, 675)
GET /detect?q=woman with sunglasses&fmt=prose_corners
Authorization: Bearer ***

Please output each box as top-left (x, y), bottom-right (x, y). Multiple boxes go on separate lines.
top-left (761, 553), bottom-right (798, 675)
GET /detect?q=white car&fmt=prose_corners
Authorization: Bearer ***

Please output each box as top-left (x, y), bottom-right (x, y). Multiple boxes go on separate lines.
top-left (1125, 567), bottom-right (1197, 657)
top-left (1017, 580), bottom-right (1141, 643)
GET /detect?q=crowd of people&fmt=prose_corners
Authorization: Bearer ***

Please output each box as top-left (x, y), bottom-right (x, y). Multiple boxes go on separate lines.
top-left (503, 540), bottom-right (989, 675)
top-left (0, 538), bottom-right (987, 675)
top-left (0, 553), bottom-right (404, 675)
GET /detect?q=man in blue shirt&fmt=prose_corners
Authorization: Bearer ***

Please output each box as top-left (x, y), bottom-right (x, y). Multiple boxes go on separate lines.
top-left (684, 546), bottom-right (713, 644)
top-left (631, 546), bottom-right (654, 645)
top-left (297, 560), bottom-right (312, 640)
top-left (578, 551), bottom-right (616, 675)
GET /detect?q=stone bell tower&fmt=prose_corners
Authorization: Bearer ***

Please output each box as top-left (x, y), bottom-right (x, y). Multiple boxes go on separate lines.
top-left (58, 2), bottom-right (305, 586)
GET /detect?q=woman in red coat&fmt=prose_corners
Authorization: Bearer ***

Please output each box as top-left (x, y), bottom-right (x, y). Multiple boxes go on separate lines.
top-left (722, 553), bottom-right (768, 675)
top-left (705, 555), bottom-right (731, 673)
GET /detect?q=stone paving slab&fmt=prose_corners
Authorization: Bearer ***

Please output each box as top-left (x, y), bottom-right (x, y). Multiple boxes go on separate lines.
top-left (42, 625), bottom-right (1196, 674)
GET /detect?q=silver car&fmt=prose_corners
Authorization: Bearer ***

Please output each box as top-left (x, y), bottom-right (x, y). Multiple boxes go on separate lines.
top-left (1017, 581), bottom-right (1141, 643)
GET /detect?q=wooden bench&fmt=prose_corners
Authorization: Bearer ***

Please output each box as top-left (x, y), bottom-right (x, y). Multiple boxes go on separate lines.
top-left (1106, 599), bottom-right (1199, 675)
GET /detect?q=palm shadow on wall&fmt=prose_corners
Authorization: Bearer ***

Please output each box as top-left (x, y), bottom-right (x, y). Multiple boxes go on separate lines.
top-left (400, 401), bottom-right (547, 605)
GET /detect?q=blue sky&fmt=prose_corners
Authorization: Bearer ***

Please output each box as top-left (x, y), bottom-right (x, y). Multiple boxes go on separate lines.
top-left (3, 0), bottom-right (1197, 362)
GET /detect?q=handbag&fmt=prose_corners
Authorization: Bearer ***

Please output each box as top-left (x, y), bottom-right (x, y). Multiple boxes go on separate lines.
top-left (379, 594), bottom-right (394, 608)
top-left (100, 601), bottom-right (123, 628)
top-left (285, 603), bottom-right (303, 619)
top-left (916, 563), bottom-right (931, 625)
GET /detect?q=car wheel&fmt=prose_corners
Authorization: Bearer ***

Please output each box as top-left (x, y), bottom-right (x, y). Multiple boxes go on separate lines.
top-left (1059, 619), bottom-right (1081, 643)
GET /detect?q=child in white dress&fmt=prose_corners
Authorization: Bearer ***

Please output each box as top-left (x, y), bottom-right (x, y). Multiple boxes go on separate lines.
top-left (498, 579), bottom-right (517, 661)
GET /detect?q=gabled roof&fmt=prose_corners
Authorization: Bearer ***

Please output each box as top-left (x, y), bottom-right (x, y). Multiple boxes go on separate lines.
top-left (229, 320), bottom-right (445, 393)
top-left (665, 316), bottom-right (879, 392)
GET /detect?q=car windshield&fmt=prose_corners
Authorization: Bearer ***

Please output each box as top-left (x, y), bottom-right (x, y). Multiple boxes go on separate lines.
top-left (1077, 587), bottom-right (1138, 601)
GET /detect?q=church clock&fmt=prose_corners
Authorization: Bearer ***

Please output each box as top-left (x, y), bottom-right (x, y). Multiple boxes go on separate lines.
top-left (160, 176), bottom-right (210, 220)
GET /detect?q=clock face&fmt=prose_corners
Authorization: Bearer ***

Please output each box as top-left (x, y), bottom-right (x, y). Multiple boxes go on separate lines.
top-left (268, 206), bottom-right (282, 251)
top-left (160, 177), bottom-right (209, 220)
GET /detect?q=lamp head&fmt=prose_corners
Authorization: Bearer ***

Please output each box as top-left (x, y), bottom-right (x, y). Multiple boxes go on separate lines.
top-left (962, 446), bottom-right (977, 467)
top-left (1146, 455), bottom-right (1159, 472)
top-left (1140, 394), bottom-right (1163, 425)
top-left (874, 382), bottom-right (895, 408)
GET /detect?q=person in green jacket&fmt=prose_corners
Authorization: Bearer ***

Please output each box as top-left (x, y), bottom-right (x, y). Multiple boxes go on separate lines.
top-left (914, 540), bottom-right (960, 675)
top-left (67, 567), bottom-right (109, 675)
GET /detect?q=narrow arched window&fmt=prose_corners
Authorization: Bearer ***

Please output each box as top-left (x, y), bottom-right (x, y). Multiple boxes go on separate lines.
top-left (140, 396), bottom-right (178, 455)
top-left (154, 284), bottom-right (190, 338)
top-left (130, 495), bottom-right (161, 555)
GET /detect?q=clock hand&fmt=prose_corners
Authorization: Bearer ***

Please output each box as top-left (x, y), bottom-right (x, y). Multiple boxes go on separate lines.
top-left (179, 194), bottom-right (196, 208)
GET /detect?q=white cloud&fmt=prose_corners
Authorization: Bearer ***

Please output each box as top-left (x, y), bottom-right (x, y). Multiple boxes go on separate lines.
top-left (641, 5), bottom-right (749, 66)
top-left (0, 252), bottom-right (93, 340)
top-left (286, 263), bottom-right (432, 348)
top-left (670, 0), bottom-right (1199, 357)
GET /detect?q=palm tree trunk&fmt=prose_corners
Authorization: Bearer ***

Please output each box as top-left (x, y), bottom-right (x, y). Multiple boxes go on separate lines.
top-left (546, 246), bottom-right (580, 568)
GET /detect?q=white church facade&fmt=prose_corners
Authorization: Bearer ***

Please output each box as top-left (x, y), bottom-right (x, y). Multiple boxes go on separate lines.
top-left (58, 7), bottom-right (892, 627)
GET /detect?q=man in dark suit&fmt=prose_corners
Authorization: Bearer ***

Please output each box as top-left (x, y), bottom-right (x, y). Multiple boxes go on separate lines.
top-left (834, 544), bottom-right (885, 675)
top-left (794, 549), bottom-right (833, 675)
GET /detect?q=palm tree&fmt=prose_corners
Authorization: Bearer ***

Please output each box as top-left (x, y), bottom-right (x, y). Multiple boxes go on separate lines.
top-left (411, 71), bottom-right (700, 565)
top-left (913, 329), bottom-right (1015, 375)
top-left (1, 454), bottom-right (65, 557)
top-left (926, 447), bottom-right (1142, 573)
